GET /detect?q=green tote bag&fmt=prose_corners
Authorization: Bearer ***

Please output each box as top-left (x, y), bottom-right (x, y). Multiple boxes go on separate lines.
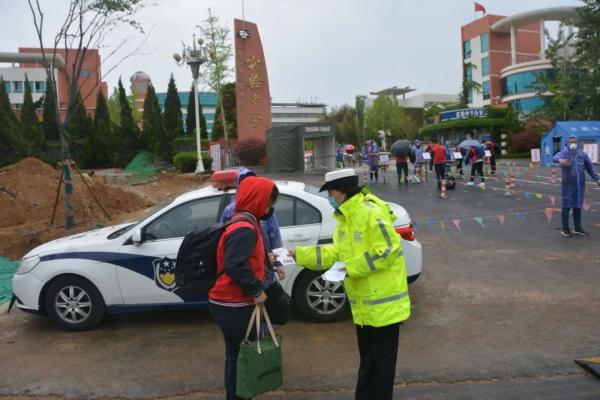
top-left (236, 304), bottom-right (283, 399)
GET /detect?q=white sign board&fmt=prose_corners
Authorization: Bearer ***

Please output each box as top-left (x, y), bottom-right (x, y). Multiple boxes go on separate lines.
top-left (453, 152), bottom-right (463, 160)
top-left (422, 152), bottom-right (431, 160)
top-left (379, 153), bottom-right (390, 164)
top-left (530, 149), bottom-right (541, 163)
top-left (210, 142), bottom-right (221, 171)
top-left (583, 143), bottom-right (599, 163)
top-left (484, 150), bottom-right (492, 158)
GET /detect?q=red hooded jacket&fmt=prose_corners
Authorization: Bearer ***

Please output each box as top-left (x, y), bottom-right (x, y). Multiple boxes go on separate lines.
top-left (209, 176), bottom-right (275, 304)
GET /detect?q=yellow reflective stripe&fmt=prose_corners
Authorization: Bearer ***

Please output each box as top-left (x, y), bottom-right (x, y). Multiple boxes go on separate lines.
top-left (362, 291), bottom-right (409, 305)
top-left (315, 246), bottom-right (322, 270)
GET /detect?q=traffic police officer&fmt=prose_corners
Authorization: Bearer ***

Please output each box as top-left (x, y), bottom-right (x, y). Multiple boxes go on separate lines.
top-left (291, 169), bottom-right (410, 400)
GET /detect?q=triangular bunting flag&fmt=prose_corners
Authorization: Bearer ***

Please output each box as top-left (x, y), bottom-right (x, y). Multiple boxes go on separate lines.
top-left (585, 185), bottom-right (591, 194)
top-left (535, 193), bottom-right (544, 200)
top-left (583, 201), bottom-right (591, 211)
top-left (517, 212), bottom-right (527, 221)
top-left (427, 219), bottom-right (437, 225)
top-left (549, 195), bottom-right (556, 206)
top-left (440, 221), bottom-right (445, 232)
top-left (452, 219), bottom-right (462, 231)
top-left (523, 192), bottom-right (531, 199)
top-left (545, 208), bottom-right (553, 223)
top-left (497, 215), bottom-right (505, 225)
top-left (474, 217), bottom-right (485, 228)
top-left (412, 222), bottom-right (418, 232)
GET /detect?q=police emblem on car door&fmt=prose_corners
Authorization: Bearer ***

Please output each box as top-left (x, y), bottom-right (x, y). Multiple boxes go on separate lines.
top-left (153, 257), bottom-right (177, 291)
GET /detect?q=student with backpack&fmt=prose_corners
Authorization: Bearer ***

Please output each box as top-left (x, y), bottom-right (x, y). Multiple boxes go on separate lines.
top-left (208, 176), bottom-right (279, 400)
top-left (465, 145), bottom-right (486, 189)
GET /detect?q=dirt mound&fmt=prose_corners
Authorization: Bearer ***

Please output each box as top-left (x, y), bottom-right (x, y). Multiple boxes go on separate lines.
top-left (0, 157), bottom-right (152, 229)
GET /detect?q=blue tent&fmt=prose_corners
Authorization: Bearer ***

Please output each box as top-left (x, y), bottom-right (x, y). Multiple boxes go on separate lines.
top-left (541, 121), bottom-right (600, 165)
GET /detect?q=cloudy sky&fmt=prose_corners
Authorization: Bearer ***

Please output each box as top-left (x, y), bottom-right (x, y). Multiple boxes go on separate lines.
top-left (0, 0), bottom-right (581, 108)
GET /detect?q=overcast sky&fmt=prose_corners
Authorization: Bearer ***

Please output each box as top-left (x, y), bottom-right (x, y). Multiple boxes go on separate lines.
top-left (0, 0), bottom-right (581, 108)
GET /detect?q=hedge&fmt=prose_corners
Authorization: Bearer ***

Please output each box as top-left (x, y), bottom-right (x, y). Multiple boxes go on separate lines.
top-left (173, 151), bottom-right (213, 172)
top-left (497, 153), bottom-right (530, 159)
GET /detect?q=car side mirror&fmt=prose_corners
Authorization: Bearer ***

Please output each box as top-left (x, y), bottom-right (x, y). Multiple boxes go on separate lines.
top-left (132, 229), bottom-right (143, 245)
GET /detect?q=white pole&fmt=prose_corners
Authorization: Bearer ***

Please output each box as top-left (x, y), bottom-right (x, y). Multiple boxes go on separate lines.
top-left (194, 78), bottom-right (205, 173)
top-left (510, 25), bottom-right (517, 65)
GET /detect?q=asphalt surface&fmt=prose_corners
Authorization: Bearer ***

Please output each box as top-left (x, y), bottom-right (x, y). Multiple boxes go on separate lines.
top-left (1, 160), bottom-right (600, 399)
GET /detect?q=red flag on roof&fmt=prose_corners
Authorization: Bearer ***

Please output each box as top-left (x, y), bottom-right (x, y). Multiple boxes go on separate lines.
top-left (475, 2), bottom-right (486, 14)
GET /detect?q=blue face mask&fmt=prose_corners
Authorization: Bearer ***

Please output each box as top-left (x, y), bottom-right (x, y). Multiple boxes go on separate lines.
top-left (328, 196), bottom-right (341, 210)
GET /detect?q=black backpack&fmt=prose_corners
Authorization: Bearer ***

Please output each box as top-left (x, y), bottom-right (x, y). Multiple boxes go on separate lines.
top-left (175, 215), bottom-right (256, 294)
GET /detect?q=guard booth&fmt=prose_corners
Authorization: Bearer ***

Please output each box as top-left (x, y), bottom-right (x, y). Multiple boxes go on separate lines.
top-left (541, 121), bottom-right (600, 165)
top-left (266, 123), bottom-right (336, 173)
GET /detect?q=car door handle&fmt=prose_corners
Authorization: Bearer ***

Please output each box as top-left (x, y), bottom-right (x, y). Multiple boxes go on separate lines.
top-left (289, 234), bottom-right (311, 243)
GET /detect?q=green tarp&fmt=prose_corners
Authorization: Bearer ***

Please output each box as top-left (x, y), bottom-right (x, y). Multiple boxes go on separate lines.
top-left (0, 257), bottom-right (18, 304)
top-left (124, 150), bottom-right (161, 185)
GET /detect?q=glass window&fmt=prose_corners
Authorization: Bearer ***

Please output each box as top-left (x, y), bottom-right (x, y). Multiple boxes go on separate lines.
top-left (13, 81), bottom-right (23, 93)
top-left (510, 97), bottom-right (547, 113)
top-left (467, 89), bottom-right (473, 104)
top-left (295, 199), bottom-right (321, 225)
top-left (274, 195), bottom-right (294, 227)
top-left (482, 81), bottom-right (490, 100)
top-left (3, 81), bottom-right (11, 93)
top-left (34, 81), bottom-right (46, 93)
top-left (144, 196), bottom-right (223, 240)
top-left (80, 70), bottom-right (92, 79)
top-left (465, 64), bottom-right (472, 81)
top-left (480, 33), bottom-right (489, 53)
top-left (463, 40), bottom-right (471, 59)
top-left (501, 69), bottom-right (551, 96)
top-left (481, 57), bottom-right (490, 77)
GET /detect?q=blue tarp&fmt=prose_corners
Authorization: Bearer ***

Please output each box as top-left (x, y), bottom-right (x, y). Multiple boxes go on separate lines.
top-left (541, 121), bottom-right (600, 165)
top-left (0, 257), bottom-right (18, 304)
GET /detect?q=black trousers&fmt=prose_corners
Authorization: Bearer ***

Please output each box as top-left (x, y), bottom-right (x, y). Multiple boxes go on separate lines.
top-left (396, 162), bottom-right (408, 184)
top-left (209, 303), bottom-right (255, 400)
top-left (355, 323), bottom-right (400, 400)
top-left (470, 162), bottom-right (484, 182)
top-left (434, 164), bottom-right (446, 182)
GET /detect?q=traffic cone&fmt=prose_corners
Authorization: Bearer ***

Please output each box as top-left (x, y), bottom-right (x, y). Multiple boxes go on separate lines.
top-left (440, 180), bottom-right (448, 199)
top-left (504, 177), bottom-right (512, 196)
top-left (551, 168), bottom-right (557, 183)
top-left (510, 172), bottom-right (516, 189)
top-left (363, 170), bottom-right (368, 184)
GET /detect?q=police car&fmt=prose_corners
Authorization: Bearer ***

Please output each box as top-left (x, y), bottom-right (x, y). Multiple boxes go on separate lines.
top-left (11, 181), bottom-right (422, 331)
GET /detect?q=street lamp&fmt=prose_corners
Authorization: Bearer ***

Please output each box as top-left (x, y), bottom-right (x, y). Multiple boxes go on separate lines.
top-left (174, 34), bottom-right (208, 173)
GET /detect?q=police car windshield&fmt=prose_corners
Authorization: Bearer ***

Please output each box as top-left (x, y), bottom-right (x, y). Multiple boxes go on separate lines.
top-left (304, 184), bottom-right (328, 199)
top-left (107, 197), bottom-right (177, 239)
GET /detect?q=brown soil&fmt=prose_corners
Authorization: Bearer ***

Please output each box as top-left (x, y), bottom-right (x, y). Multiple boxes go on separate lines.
top-left (0, 158), bottom-right (210, 260)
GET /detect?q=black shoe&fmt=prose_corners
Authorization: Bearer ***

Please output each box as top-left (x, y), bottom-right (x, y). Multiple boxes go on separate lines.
top-left (573, 228), bottom-right (588, 237)
top-left (561, 229), bottom-right (573, 237)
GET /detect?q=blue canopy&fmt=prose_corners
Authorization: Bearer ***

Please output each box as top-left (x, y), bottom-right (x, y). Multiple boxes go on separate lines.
top-left (541, 121), bottom-right (600, 165)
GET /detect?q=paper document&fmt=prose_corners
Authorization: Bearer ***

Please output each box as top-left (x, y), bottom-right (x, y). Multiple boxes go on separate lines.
top-left (271, 248), bottom-right (296, 265)
top-left (322, 261), bottom-right (346, 282)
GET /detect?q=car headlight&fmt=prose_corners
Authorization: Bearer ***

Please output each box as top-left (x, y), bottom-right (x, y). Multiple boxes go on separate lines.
top-left (17, 255), bottom-right (40, 275)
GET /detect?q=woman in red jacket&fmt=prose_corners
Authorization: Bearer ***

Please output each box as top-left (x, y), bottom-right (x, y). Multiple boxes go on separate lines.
top-left (209, 176), bottom-right (278, 400)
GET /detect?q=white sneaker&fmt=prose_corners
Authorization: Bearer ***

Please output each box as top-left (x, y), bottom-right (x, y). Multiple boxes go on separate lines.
top-left (479, 183), bottom-right (486, 190)
top-left (467, 182), bottom-right (475, 186)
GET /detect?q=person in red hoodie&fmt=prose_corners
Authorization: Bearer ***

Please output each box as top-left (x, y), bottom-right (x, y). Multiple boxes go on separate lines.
top-left (427, 138), bottom-right (448, 197)
top-left (209, 176), bottom-right (279, 400)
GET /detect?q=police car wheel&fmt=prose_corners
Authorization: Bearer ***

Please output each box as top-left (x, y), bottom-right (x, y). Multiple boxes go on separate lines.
top-left (294, 270), bottom-right (349, 322)
top-left (45, 276), bottom-right (106, 331)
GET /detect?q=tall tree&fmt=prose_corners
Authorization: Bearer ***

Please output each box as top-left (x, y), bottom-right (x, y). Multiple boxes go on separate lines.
top-left (117, 78), bottom-right (140, 166)
top-left (576, 0), bottom-right (600, 119)
top-left (27, 0), bottom-right (146, 228)
top-left (365, 94), bottom-right (406, 141)
top-left (42, 78), bottom-right (60, 141)
top-left (321, 105), bottom-right (359, 145)
top-left (211, 82), bottom-right (236, 139)
top-left (142, 84), bottom-right (166, 158)
top-left (0, 78), bottom-right (22, 166)
top-left (68, 91), bottom-right (94, 167)
top-left (200, 8), bottom-right (233, 143)
top-left (21, 76), bottom-right (45, 157)
top-left (94, 90), bottom-right (114, 166)
top-left (355, 96), bottom-right (366, 144)
top-left (163, 75), bottom-right (183, 155)
top-left (186, 85), bottom-right (207, 139)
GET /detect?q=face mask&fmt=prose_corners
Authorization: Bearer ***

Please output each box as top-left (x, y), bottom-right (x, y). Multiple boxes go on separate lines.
top-left (328, 196), bottom-right (341, 210)
top-left (261, 206), bottom-right (275, 220)
top-left (569, 143), bottom-right (577, 151)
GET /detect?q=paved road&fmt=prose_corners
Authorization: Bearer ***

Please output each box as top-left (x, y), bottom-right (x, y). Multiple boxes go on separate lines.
top-left (1, 161), bottom-right (599, 399)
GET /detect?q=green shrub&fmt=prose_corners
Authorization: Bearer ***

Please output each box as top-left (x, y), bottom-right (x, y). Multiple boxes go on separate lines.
top-left (234, 138), bottom-right (266, 166)
top-left (202, 154), bottom-right (213, 171)
top-left (173, 152), bottom-right (198, 172)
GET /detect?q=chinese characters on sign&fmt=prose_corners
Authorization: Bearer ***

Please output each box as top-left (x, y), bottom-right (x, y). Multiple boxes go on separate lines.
top-left (440, 108), bottom-right (487, 122)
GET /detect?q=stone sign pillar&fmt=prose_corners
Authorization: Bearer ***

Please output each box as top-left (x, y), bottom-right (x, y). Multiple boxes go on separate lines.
top-left (234, 19), bottom-right (272, 142)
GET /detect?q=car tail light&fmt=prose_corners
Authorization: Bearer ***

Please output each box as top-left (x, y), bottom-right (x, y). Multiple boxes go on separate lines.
top-left (395, 224), bottom-right (415, 241)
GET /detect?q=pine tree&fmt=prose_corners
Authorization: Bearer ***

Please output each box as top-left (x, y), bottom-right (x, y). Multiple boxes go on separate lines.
top-left (117, 77), bottom-right (140, 166)
top-left (185, 84), bottom-right (207, 139)
top-left (0, 77), bottom-right (22, 166)
top-left (163, 75), bottom-right (183, 159)
top-left (94, 90), bottom-right (114, 166)
top-left (21, 76), bottom-right (45, 157)
top-left (142, 84), bottom-right (166, 158)
top-left (42, 78), bottom-right (60, 141)
top-left (575, 0), bottom-right (600, 119)
top-left (68, 91), bottom-right (94, 167)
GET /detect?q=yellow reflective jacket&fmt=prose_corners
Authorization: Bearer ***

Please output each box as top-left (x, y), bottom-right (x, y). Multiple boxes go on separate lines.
top-left (296, 189), bottom-right (410, 327)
